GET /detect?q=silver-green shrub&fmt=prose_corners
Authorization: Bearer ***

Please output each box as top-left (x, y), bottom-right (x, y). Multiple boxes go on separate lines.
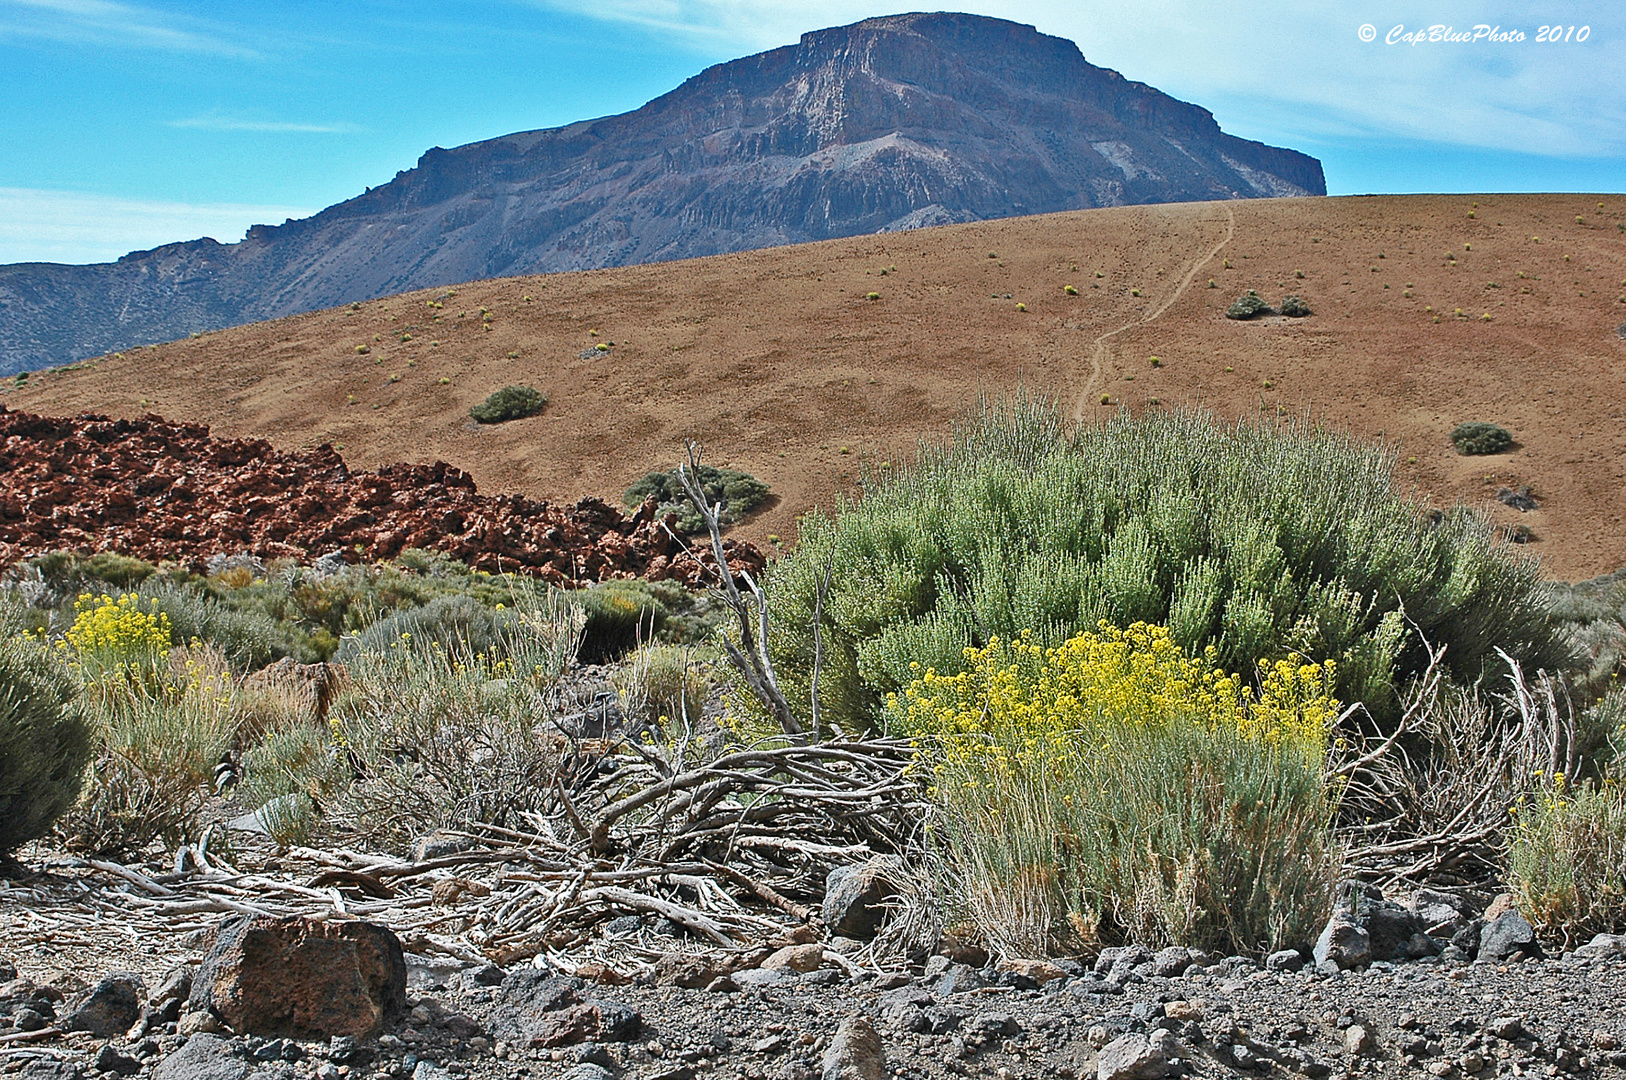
top-left (764, 396), bottom-right (1568, 733)
top-left (0, 602), bottom-right (92, 859)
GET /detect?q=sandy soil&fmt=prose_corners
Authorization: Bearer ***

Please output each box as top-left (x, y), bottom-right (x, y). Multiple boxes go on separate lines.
top-left (9, 194), bottom-right (1626, 581)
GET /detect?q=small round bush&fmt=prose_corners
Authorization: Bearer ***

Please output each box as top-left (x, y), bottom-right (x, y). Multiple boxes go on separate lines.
top-left (575, 581), bottom-right (670, 664)
top-left (336, 594), bottom-right (509, 661)
top-left (623, 465), bottom-right (771, 534)
top-left (1280, 294), bottom-right (1312, 317)
top-left (0, 615), bottom-right (92, 860)
top-left (1225, 290), bottom-right (1274, 319)
top-left (1450, 421), bottom-right (1514, 456)
top-left (469, 385), bottom-right (547, 424)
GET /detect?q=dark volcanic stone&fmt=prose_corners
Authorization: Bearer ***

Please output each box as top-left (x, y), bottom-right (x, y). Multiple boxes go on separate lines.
top-left (823, 860), bottom-right (900, 940)
top-left (1479, 909), bottom-right (1541, 961)
top-left (65, 972), bottom-right (145, 1038)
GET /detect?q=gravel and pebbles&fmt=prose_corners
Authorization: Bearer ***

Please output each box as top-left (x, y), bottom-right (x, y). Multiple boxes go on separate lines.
top-left (10, 939), bottom-right (1626, 1080)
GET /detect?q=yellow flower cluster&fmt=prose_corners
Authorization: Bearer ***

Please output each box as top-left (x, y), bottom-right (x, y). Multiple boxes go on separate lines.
top-left (64, 592), bottom-right (172, 663)
top-left (891, 621), bottom-right (1335, 767)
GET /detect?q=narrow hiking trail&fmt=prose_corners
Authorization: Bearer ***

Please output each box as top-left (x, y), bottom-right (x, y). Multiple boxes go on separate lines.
top-left (1071, 202), bottom-right (1236, 421)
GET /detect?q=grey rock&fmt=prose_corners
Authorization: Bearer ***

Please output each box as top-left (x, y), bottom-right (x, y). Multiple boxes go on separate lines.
top-left (152, 1033), bottom-right (276, 1080)
top-left (410, 831), bottom-right (478, 863)
top-left (1265, 949), bottom-right (1306, 972)
top-left (1097, 1031), bottom-right (1174, 1080)
top-left (559, 1067), bottom-right (614, 1080)
top-left (1152, 946), bottom-right (1194, 977)
top-left (1095, 945), bottom-right (1152, 975)
top-left (327, 1036), bottom-right (358, 1063)
top-left (730, 967), bottom-right (796, 989)
top-left (1479, 910), bottom-right (1540, 961)
top-left (14, 1005), bottom-right (48, 1031)
top-left (1574, 933), bottom-right (1626, 960)
top-left (1488, 1016), bottom-right (1527, 1042)
top-left (921, 1006), bottom-right (968, 1035)
top-left (823, 859), bottom-right (900, 940)
top-left (66, 972), bottom-right (145, 1037)
top-left (822, 1016), bottom-right (886, 1080)
top-left (95, 1046), bottom-right (141, 1076)
top-left (1314, 916), bottom-right (1371, 971)
top-left (17, 1063), bottom-right (84, 1080)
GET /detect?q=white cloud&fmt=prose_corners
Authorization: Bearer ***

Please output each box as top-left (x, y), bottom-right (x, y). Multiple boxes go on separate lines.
top-left (514, 0), bottom-right (1626, 158)
top-left (0, 0), bottom-right (258, 57)
top-left (0, 187), bottom-right (315, 265)
top-left (167, 116), bottom-right (362, 134)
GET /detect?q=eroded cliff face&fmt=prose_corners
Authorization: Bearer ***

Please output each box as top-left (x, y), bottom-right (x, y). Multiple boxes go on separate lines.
top-left (0, 12), bottom-right (1323, 373)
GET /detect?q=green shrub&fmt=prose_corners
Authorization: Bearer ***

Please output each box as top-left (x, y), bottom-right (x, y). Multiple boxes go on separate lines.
top-left (335, 594), bottom-right (509, 661)
top-left (330, 603), bottom-right (580, 850)
top-left (28, 551), bottom-right (158, 590)
top-left (0, 611), bottom-right (92, 860)
top-left (764, 397), bottom-right (1567, 734)
top-left (1280, 294), bottom-right (1313, 317)
top-left (1225, 290), bottom-right (1273, 319)
top-left (469, 385), bottom-right (546, 424)
top-left (615, 643), bottom-right (708, 728)
top-left (137, 582), bottom-right (288, 670)
top-left (60, 646), bottom-right (237, 856)
top-left (238, 723), bottom-right (348, 848)
top-left (623, 465), bottom-right (770, 534)
top-left (575, 580), bottom-right (669, 664)
top-left (1450, 421), bottom-right (1514, 455)
top-left (1508, 777), bottom-right (1626, 947)
top-left (896, 623), bottom-right (1337, 957)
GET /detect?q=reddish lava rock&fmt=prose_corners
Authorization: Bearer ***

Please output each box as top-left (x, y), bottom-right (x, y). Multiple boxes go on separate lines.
top-left (187, 916), bottom-right (407, 1039)
top-left (0, 407), bottom-right (762, 585)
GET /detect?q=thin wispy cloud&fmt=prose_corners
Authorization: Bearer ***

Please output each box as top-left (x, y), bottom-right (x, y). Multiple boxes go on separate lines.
top-left (0, 0), bottom-right (258, 58)
top-left (168, 116), bottom-right (362, 134)
top-left (0, 187), bottom-right (314, 265)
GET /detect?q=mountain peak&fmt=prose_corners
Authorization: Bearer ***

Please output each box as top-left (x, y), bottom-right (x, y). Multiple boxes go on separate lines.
top-left (0, 11), bottom-right (1323, 374)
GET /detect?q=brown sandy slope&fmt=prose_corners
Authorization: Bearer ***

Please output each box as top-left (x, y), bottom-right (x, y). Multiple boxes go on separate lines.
top-left (9, 194), bottom-right (1626, 581)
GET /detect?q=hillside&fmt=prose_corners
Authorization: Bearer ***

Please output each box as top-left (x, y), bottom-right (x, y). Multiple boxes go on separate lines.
top-left (0, 11), bottom-right (1322, 375)
top-left (8, 193), bottom-right (1626, 580)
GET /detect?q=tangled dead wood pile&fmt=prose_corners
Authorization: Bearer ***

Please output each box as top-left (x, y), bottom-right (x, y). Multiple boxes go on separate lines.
top-left (12, 739), bottom-right (930, 977)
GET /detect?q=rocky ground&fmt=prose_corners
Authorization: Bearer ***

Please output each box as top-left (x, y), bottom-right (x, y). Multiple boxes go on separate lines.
top-left (0, 406), bottom-right (761, 585)
top-left (9, 877), bottom-right (1626, 1080)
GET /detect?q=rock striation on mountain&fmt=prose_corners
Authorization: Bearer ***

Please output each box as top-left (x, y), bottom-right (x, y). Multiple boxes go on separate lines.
top-left (0, 12), bottom-right (1323, 374)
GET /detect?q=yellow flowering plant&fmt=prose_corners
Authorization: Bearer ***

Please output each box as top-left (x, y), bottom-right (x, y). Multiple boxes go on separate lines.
top-left (888, 621), bottom-right (1340, 960)
top-left (64, 592), bottom-right (172, 680)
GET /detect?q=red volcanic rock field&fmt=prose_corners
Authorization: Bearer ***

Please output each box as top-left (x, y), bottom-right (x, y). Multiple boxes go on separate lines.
top-left (0, 405), bottom-right (761, 584)
top-left (10, 194), bottom-right (1626, 580)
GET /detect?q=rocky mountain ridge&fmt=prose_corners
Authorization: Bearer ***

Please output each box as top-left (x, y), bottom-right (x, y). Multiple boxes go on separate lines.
top-left (0, 11), bottom-right (1323, 374)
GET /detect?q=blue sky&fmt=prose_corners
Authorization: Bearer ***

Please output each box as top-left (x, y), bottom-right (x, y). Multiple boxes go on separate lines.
top-left (2, 0), bottom-right (1623, 265)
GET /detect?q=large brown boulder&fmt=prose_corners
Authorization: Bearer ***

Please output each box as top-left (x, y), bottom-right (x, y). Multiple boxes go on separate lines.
top-left (187, 916), bottom-right (407, 1039)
